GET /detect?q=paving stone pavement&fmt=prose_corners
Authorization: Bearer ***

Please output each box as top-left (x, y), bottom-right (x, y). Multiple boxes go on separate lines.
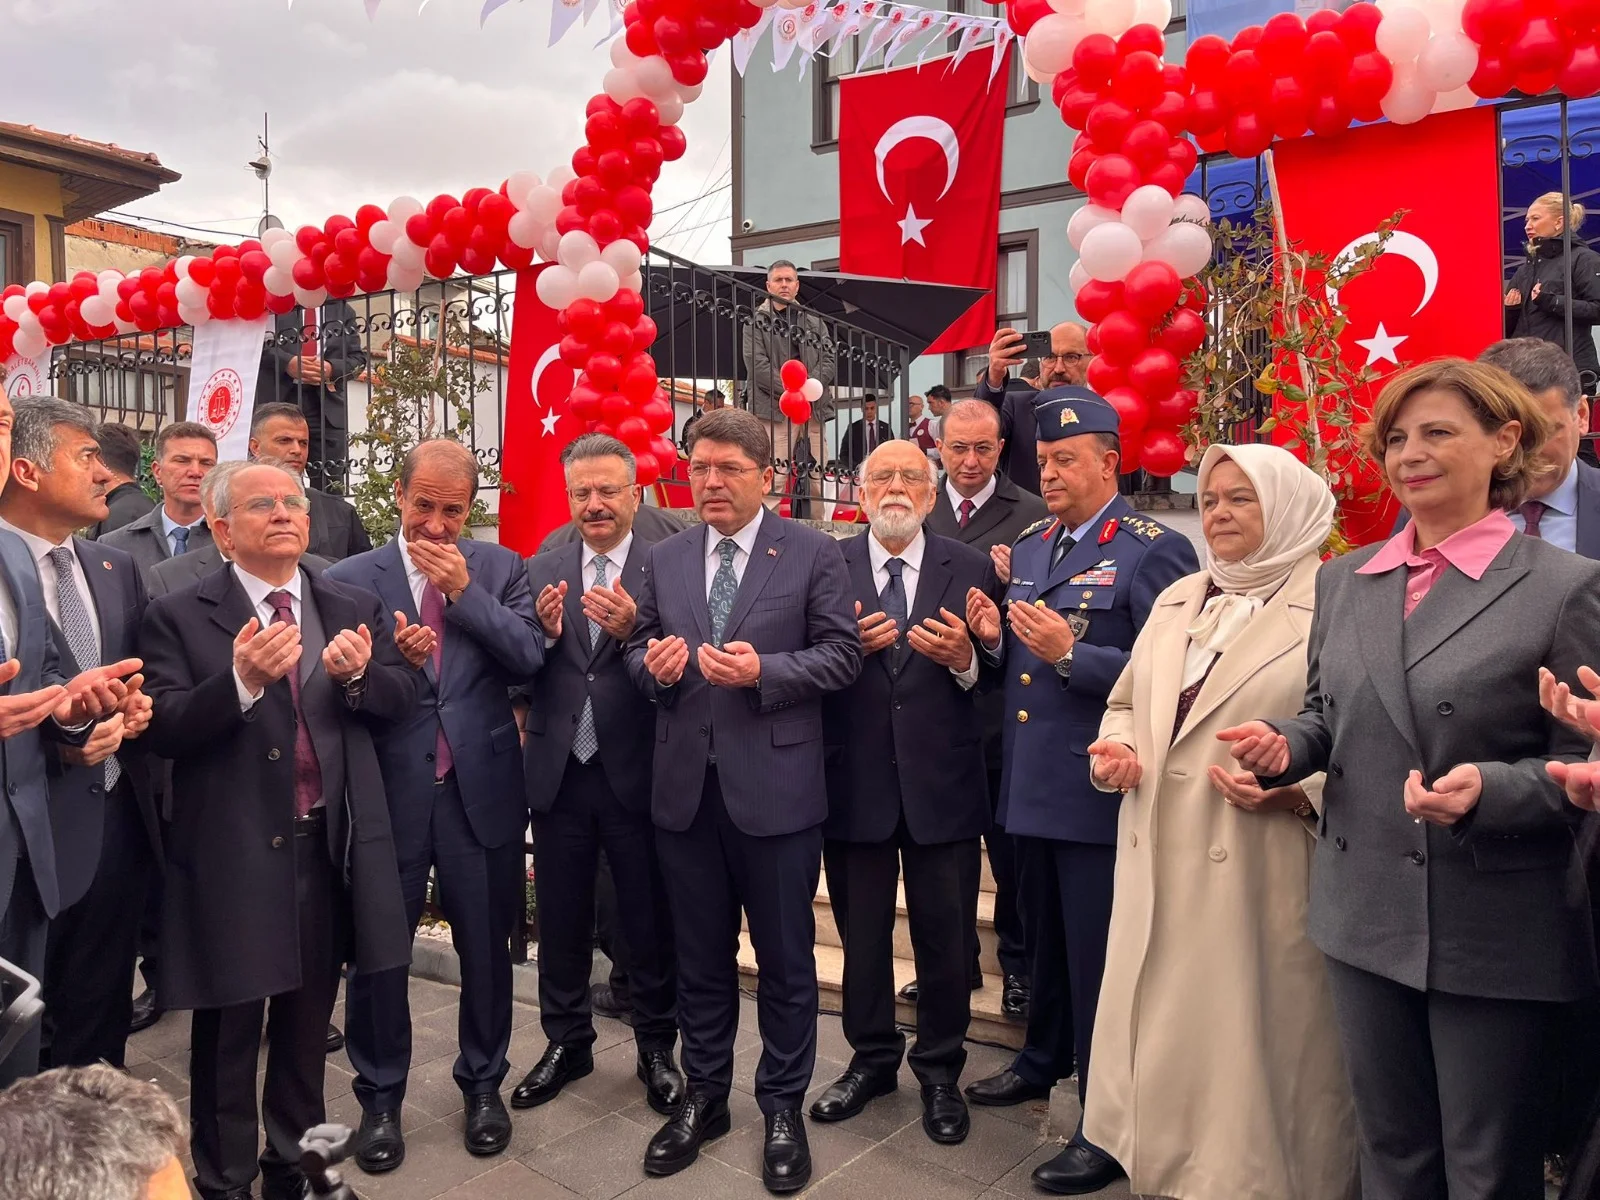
top-left (127, 975), bottom-right (1134, 1200)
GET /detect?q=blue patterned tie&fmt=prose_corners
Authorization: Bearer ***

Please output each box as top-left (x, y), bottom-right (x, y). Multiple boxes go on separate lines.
top-left (708, 538), bottom-right (740, 648)
top-left (48, 547), bottom-right (119, 790)
top-left (571, 553), bottom-right (609, 764)
top-left (170, 524), bottom-right (189, 556)
top-left (881, 557), bottom-right (908, 667)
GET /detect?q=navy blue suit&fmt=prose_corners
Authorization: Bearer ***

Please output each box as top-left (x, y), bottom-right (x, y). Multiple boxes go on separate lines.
top-left (327, 537), bottom-right (543, 1112)
top-left (625, 511), bottom-right (859, 1112)
top-left (994, 497), bottom-right (1196, 1143)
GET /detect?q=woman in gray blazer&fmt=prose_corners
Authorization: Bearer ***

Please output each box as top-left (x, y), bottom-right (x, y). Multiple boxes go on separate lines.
top-left (1223, 357), bottom-right (1600, 1200)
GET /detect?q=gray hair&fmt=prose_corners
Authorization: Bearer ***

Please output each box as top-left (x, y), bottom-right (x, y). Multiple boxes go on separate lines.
top-left (561, 433), bottom-right (637, 483)
top-left (200, 460), bottom-right (251, 519)
top-left (399, 439), bottom-right (481, 498)
top-left (216, 460), bottom-right (303, 520)
top-left (767, 260), bottom-right (797, 277)
top-left (10, 396), bottom-right (99, 472)
top-left (1478, 337), bottom-right (1585, 410)
top-left (943, 398), bottom-right (1002, 439)
top-left (0, 1064), bottom-right (184, 1200)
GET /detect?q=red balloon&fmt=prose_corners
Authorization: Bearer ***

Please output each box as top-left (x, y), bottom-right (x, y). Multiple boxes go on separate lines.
top-left (587, 354), bottom-right (624, 391)
top-left (1337, 2), bottom-right (1383, 50)
top-left (622, 361), bottom-right (659, 403)
top-left (1507, 16), bottom-right (1568, 76)
top-left (1233, 23), bottom-right (1264, 50)
top-left (1085, 153), bottom-right (1141, 208)
top-left (1149, 91), bottom-right (1190, 135)
top-left (598, 321), bottom-right (636, 357)
top-left (588, 210), bottom-right (625, 245)
top-left (188, 257), bottom-right (217, 288)
top-left (669, 51), bottom-right (709, 87)
top-left (239, 250), bottom-right (272, 283)
top-left (1112, 51), bottom-right (1166, 111)
top-left (1067, 145), bottom-right (1098, 191)
top-left (1304, 7), bottom-right (1341, 35)
top-left (460, 247), bottom-right (494, 276)
top-left (556, 206), bottom-right (587, 236)
top-left (1186, 87), bottom-right (1226, 136)
top-left (478, 192), bottom-right (516, 232)
top-left (1341, 51), bottom-right (1394, 108)
top-left (1096, 311), bottom-right (1150, 363)
top-left (1514, 66), bottom-right (1559, 94)
top-left (1167, 137), bottom-right (1199, 177)
top-left (1257, 11), bottom-right (1307, 71)
top-left (1156, 308), bottom-right (1206, 358)
top-left (1146, 162), bottom-right (1189, 195)
top-left (586, 94), bottom-right (621, 119)
top-left (1121, 119), bottom-right (1172, 172)
top-left (1225, 110), bottom-right (1274, 159)
top-left (1186, 34), bottom-right (1232, 85)
top-left (294, 225), bottom-right (323, 255)
top-left (1118, 23), bottom-right (1166, 58)
top-left (1559, 41), bottom-right (1600, 96)
top-left (1153, 387), bottom-right (1198, 426)
top-left (641, 396), bottom-right (675, 434)
top-left (1084, 98), bottom-right (1136, 149)
top-left (324, 214), bottom-right (356, 240)
top-left (1470, 51), bottom-right (1514, 97)
top-left (1086, 355), bottom-right (1127, 394)
top-left (1301, 30), bottom-right (1353, 87)
top-left (570, 384), bottom-right (603, 421)
top-left (778, 391), bottom-right (813, 424)
top-left (461, 187), bottom-right (493, 213)
top-left (1221, 49), bottom-right (1269, 106)
top-left (780, 359), bottom-right (809, 390)
top-left (439, 206), bottom-right (472, 249)
top-left (624, 17), bottom-right (658, 57)
top-left (606, 290), bottom-right (645, 325)
top-left (291, 258), bottom-right (324, 290)
top-left (1127, 347), bottom-right (1182, 400)
top-left (658, 126), bottom-right (687, 161)
top-left (615, 186), bottom-right (653, 228)
top-left (1307, 92), bottom-right (1352, 137)
top-left (1140, 428), bottom-right (1189, 476)
top-left (235, 281), bottom-right (267, 319)
top-left (653, 15), bottom-right (692, 54)
top-left (68, 273), bottom-right (97, 302)
top-left (1074, 279), bottom-right (1125, 324)
top-left (1267, 76), bottom-right (1311, 139)
top-left (586, 110), bottom-right (625, 150)
top-left (632, 315), bottom-right (659, 352)
top-left (1463, 0), bottom-right (1526, 48)
top-left (632, 137), bottom-right (665, 177)
top-left (600, 391), bottom-right (633, 423)
top-left (1123, 260), bottom-right (1183, 323)
top-left (1007, 0), bottom-right (1051, 36)
top-left (1104, 387), bottom-right (1151, 442)
top-left (1073, 33), bottom-right (1120, 89)
top-left (560, 335), bottom-right (594, 369)
top-left (424, 243), bottom-right (456, 280)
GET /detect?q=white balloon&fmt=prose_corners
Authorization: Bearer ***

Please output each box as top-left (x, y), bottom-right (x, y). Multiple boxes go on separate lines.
top-left (174, 255), bottom-right (196, 279)
top-left (677, 80), bottom-right (704, 103)
top-left (368, 220), bottom-right (400, 255)
top-left (388, 195), bottom-right (425, 223)
top-left (525, 185), bottom-right (563, 226)
top-left (390, 238), bottom-right (425, 270)
top-left (112, 316), bottom-right (137, 335)
top-left (1082, 0), bottom-right (1135, 38)
top-left (13, 331), bottom-right (46, 359)
top-left (174, 278), bottom-right (205, 308)
top-left (1024, 13), bottom-right (1085, 77)
top-left (605, 66), bottom-right (648, 104)
top-left (1380, 61), bottom-right (1436, 124)
top-left (1418, 29), bottom-right (1478, 91)
top-left (293, 286), bottom-right (329, 310)
top-left (1066, 203), bottom-right (1119, 252)
top-left (558, 230), bottom-right (601, 270)
top-left (1375, 6), bottom-right (1432, 63)
top-left (1143, 221), bottom-right (1213, 278)
top-left (268, 240), bottom-right (300, 271)
top-left (1048, 0), bottom-right (1086, 13)
top-left (801, 377), bottom-right (824, 403)
top-left (80, 296), bottom-right (113, 326)
top-left (262, 267), bottom-right (295, 297)
top-left (388, 263), bottom-right (426, 294)
top-left (656, 93), bottom-right (685, 126)
top-left (751, 0), bottom-right (781, 7)
top-left (1432, 82), bottom-right (1479, 111)
top-left (577, 260), bottom-right (622, 303)
top-left (779, 0), bottom-right (806, 8)
top-left (177, 303), bottom-right (209, 327)
top-left (1172, 193), bottom-right (1212, 224)
top-left (96, 269), bottom-right (123, 289)
top-left (505, 170), bottom-right (541, 209)
top-left (611, 40), bottom-right (640, 69)
top-left (601, 238), bottom-right (643, 276)
top-left (1132, 0), bottom-right (1171, 28)
top-left (260, 226), bottom-right (291, 250)
top-left (1120, 185), bottom-right (1177, 242)
top-left (508, 212), bottom-right (546, 250)
top-left (1079, 221), bottom-right (1145, 282)
top-left (539, 228), bottom-right (563, 263)
top-left (636, 55), bottom-right (677, 99)
top-left (2, 295), bottom-right (26, 322)
top-left (1024, 55), bottom-right (1057, 85)
top-left (621, 269), bottom-right (644, 294)
top-left (24, 281), bottom-right (48, 299)
top-left (536, 264), bottom-right (581, 310)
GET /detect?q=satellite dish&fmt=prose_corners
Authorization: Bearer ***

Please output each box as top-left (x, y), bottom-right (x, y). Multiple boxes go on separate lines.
top-left (258, 214), bottom-right (284, 236)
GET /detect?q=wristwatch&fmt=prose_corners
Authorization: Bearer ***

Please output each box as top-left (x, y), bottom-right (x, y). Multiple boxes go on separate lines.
top-left (1053, 648), bottom-right (1074, 679)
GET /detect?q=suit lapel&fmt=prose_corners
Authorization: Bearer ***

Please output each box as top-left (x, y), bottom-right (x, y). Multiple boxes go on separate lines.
top-left (201, 563), bottom-right (260, 641)
top-left (0, 533), bottom-right (37, 689)
top-left (1039, 523), bottom-right (1106, 599)
top-left (74, 537), bottom-right (122, 667)
top-left (372, 542), bottom-right (435, 692)
top-left (844, 534), bottom-right (892, 680)
top-left (1142, 578), bottom-right (1207, 781)
top-left (1575, 462), bottom-right (1600, 559)
top-left (721, 515), bottom-right (785, 643)
top-left (960, 493), bottom-right (1011, 548)
top-left (1402, 541), bottom-right (1528, 671)
top-left (1178, 578), bottom-right (1307, 743)
top-left (677, 532), bottom-right (713, 644)
top-left (1353, 567), bottom-right (1423, 757)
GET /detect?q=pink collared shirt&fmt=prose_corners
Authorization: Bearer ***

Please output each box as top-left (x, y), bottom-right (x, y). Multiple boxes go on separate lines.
top-left (1356, 508), bottom-right (1516, 617)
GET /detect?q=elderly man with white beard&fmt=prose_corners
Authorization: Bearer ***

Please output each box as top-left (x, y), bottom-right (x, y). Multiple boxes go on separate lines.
top-left (815, 440), bottom-right (1000, 1144)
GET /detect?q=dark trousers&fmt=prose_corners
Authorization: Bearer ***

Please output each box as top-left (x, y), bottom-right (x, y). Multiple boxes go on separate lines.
top-left (1325, 957), bottom-right (1558, 1200)
top-left (655, 767), bottom-right (821, 1113)
top-left (823, 826), bottom-right (975, 1087)
top-left (982, 765), bottom-right (1028, 978)
top-left (0, 857), bottom-right (48, 1086)
top-left (1013, 837), bottom-right (1115, 1120)
top-left (594, 850), bottom-right (631, 1002)
top-left (42, 778), bottom-right (153, 1069)
top-left (346, 773), bottom-right (520, 1111)
top-left (189, 819), bottom-right (343, 1200)
top-left (532, 757), bottom-right (676, 1052)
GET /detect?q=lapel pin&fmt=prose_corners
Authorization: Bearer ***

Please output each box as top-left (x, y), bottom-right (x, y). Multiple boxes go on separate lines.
top-left (102, 561), bottom-right (113, 570)
top-left (767, 547), bottom-right (778, 557)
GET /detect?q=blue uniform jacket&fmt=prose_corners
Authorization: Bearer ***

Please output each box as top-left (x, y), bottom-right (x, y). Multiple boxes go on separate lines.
top-left (995, 494), bottom-right (1197, 845)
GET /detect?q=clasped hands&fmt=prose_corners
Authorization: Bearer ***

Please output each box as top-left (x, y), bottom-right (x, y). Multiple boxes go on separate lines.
top-left (536, 578), bottom-right (638, 642)
top-left (1084, 738), bottom-right (1307, 812)
top-left (963, 588), bottom-right (1076, 664)
top-left (9, 656), bottom-right (151, 766)
top-left (234, 617), bottom-right (373, 692)
top-left (643, 635), bottom-right (760, 688)
top-left (1540, 664), bottom-right (1600, 810)
top-left (855, 600), bottom-right (975, 671)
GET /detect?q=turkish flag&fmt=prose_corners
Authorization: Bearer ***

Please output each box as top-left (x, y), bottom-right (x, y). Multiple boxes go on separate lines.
top-left (839, 49), bottom-right (1008, 355)
top-left (1270, 106), bottom-right (1503, 543)
top-left (499, 265), bottom-right (584, 554)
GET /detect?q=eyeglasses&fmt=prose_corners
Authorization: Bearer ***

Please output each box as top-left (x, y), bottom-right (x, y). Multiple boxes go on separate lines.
top-left (567, 485), bottom-right (629, 503)
top-left (688, 462), bottom-right (759, 480)
top-left (865, 467), bottom-right (932, 487)
top-left (943, 442), bottom-right (998, 459)
top-left (1041, 352), bottom-right (1088, 365)
top-left (239, 495), bottom-right (311, 516)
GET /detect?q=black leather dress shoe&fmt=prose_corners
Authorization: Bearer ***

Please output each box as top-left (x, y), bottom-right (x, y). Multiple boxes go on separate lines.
top-left (325, 1023), bottom-right (345, 1055)
top-left (899, 974), bottom-right (983, 1003)
top-left (638, 1048), bottom-right (685, 1114)
top-left (129, 986), bottom-right (162, 1034)
top-left (511, 1043), bottom-right (594, 1108)
top-left (921, 1084), bottom-right (970, 1144)
top-left (464, 1091), bottom-right (512, 1156)
top-left (1001, 974), bottom-right (1031, 1019)
top-left (964, 1068), bottom-right (1052, 1107)
top-left (763, 1108), bottom-right (811, 1194)
top-left (260, 1170), bottom-right (310, 1200)
top-left (643, 1090), bottom-right (732, 1176)
top-left (808, 1067), bottom-right (897, 1122)
top-left (590, 983), bottom-right (633, 1025)
top-left (1031, 1143), bottom-right (1126, 1195)
top-left (353, 1108), bottom-right (404, 1174)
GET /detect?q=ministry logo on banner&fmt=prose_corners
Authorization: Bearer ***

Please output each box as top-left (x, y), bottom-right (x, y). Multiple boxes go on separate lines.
top-left (1, 353), bottom-right (47, 401)
top-left (187, 315), bottom-right (270, 461)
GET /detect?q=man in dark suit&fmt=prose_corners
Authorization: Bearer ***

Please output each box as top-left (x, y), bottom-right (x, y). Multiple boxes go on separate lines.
top-left (962, 390), bottom-right (1197, 1195)
top-left (0, 399), bottom-right (159, 1073)
top-left (814, 439), bottom-right (996, 1145)
top-left (99, 423), bottom-right (217, 576)
top-left (515, 433), bottom-right (683, 1119)
top-left (916, 398), bottom-right (1048, 1020)
top-left (680, 387), bottom-right (727, 454)
top-left (539, 501), bottom-right (684, 552)
top-left (256, 299), bottom-right (366, 494)
top-left (139, 461), bottom-right (414, 1200)
top-left (327, 439), bottom-right (543, 1171)
top-left (250, 403), bottom-right (373, 561)
top-left (626, 407), bottom-right (859, 1193)
top-left (974, 323), bottom-right (1090, 495)
top-left (837, 395), bottom-right (894, 472)
top-left (86, 422), bottom-right (154, 539)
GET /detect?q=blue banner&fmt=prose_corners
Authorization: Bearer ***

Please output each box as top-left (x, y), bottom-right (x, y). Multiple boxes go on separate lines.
top-left (1185, 0), bottom-right (1350, 45)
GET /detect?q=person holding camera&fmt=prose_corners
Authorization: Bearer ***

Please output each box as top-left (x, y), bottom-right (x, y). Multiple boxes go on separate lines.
top-left (974, 323), bottom-right (1090, 495)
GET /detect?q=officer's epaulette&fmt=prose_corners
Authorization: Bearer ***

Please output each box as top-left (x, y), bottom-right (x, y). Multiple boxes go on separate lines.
top-left (1014, 517), bottom-right (1056, 545)
top-left (1115, 513), bottom-right (1175, 542)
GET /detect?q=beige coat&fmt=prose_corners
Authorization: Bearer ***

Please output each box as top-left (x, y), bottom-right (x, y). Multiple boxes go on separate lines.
top-left (1082, 555), bottom-right (1358, 1200)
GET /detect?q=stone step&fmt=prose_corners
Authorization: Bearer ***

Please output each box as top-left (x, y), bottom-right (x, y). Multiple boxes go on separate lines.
top-left (812, 875), bottom-right (1003, 976)
top-left (736, 934), bottom-right (1026, 1050)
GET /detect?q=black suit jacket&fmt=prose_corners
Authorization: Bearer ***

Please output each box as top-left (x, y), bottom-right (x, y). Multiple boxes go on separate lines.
top-left (524, 535), bottom-right (659, 816)
top-left (822, 532), bottom-right (996, 845)
top-left (975, 375), bottom-right (1044, 495)
top-left (43, 538), bottom-right (158, 911)
top-left (87, 481), bottom-right (155, 541)
top-left (838, 419), bottom-right (895, 470)
top-left (307, 487), bottom-right (372, 562)
top-left (254, 299), bottom-right (366, 430)
top-left (538, 504), bottom-right (685, 553)
top-left (99, 505), bottom-right (214, 584)
top-left (147, 545), bottom-right (331, 598)
top-left (139, 564), bottom-right (414, 1009)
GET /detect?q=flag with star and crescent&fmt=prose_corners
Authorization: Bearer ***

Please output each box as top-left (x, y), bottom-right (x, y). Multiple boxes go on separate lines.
top-left (838, 47), bottom-right (1008, 355)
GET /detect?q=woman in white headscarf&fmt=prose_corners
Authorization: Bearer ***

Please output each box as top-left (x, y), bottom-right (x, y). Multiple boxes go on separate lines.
top-left (1080, 444), bottom-right (1358, 1200)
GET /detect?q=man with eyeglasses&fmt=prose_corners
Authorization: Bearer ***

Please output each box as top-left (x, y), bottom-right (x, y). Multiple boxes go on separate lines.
top-left (138, 461), bottom-right (416, 1200)
top-left (812, 439), bottom-right (997, 1145)
top-left (327, 439), bottom-right (543, 1172)
top-left (975, 322), bottom-right (1090, 495)
top-left (516, 434), bottom-right (684, 1123)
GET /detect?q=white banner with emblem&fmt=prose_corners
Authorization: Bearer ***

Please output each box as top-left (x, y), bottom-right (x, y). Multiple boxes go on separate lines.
top-left (186, 315), bottom-right (270, 461)
top-left (1, 353), bottom-right (47, 401)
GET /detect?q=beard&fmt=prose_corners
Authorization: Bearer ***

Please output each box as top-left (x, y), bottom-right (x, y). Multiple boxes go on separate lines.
top-left (868, 503), bottom-right (921, 543)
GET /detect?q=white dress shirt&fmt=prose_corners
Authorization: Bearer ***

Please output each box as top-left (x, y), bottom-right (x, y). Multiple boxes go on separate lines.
top-left (397, 532), bottom-right (442, 612)
top-left (704, 510), bottom-right (765, 597)
top-left (945, 474), bottom-right (998, 520)
top-left (0, 557), bottom-right (19, 665)
top-left (1511, 463), bottom-right (1579, 553)
top-left (582, 532), bottom-right (634, 591)
top-left (233, 565), bottom-right (303, 710)
top-left (868, 529), bottom-right (979, 688)
top-left (0, 520), bottom-right (102, 664)
top-left (159, 507), bottom-right (207, 557)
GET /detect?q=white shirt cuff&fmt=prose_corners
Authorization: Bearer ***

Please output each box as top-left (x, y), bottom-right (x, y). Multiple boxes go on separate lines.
top-left (234, 667), bottom-right (263, 711)
top-left (951, 649), bottom-right (980, 690)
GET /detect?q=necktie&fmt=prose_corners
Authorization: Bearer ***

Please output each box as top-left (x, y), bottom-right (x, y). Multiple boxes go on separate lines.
top-left (709, 538), bottom-right (740, 648)
top-left (1050, 527), bottom-right (1075, 572)
top-left (958, 499), bottom-right (975, 529)
top-left (47, 547), bottom-right (119, 791)
top-left (572, 554), bottom-right (609, 764)
top-left (1521, 499), bottom-right (1547, 538)
top-left (170, 524), bottom-right (189, 556)
top-left (419, 582), bottom-right (452, 779)
top-left (266, 590), bottom-right (322, 816)
top-left (881, 557), bottom-right (908, 667)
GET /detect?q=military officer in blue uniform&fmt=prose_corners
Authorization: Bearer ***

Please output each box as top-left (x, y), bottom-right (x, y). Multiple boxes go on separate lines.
top-left (961, 388), bottom-right (1198, 1195)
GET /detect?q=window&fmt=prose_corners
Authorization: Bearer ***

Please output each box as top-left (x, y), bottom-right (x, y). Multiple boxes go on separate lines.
top-left (813, 35), bottom-right (860, 148)
top-left (950, 234), bottom-right (1037, 390)
top-left (0, 212), bottom-right (29, 291)
top-left (0, 229), bottom-right (10, 289)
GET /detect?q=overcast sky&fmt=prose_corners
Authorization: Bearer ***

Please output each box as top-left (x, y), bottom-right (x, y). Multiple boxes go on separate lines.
top-left (4, 0), bottom-right (733, 262)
